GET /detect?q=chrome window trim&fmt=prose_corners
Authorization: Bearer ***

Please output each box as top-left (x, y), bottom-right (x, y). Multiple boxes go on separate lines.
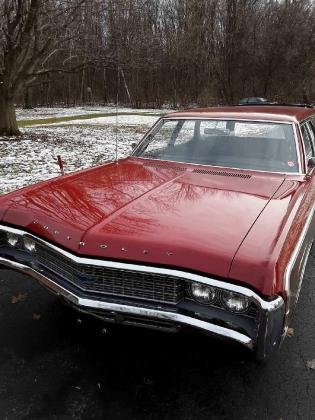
top-left (299, 122), bottom-right (314, 167)
top-left (131, 118), bottom-right (302, 175)
top-left (0, 224), bottom-right (283, 312)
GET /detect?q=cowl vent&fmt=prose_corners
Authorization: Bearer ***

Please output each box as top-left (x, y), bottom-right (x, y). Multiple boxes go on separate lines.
top-left (192, 169), bottom-right (251, 179)
top-left (143, 163), bottom-right (186, 172)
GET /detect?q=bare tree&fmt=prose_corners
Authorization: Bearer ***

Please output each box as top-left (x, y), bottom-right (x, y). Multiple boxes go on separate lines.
top-left (0, 0), bottom-right (314, 131)
top-left (0, 0), bottom-right (85, 136)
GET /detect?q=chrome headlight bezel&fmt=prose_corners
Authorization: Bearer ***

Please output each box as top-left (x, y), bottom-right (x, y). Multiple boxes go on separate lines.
top-left (189, 281), bottom-right (252, 315)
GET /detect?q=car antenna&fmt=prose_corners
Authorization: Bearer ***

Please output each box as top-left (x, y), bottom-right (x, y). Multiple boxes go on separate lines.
top-left (115, 63), bottom-right (120, 164)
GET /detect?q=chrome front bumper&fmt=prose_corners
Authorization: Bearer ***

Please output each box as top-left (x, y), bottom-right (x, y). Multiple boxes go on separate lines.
top-left (0, 224), bottom-right (286, 360)
top-left (0, 257), bottom-right (254, 345)
top-left (0, 254), bottom-right (285, 360)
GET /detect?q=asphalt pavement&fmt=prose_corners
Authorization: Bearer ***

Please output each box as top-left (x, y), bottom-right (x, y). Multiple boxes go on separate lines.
top-left (0, 251), bottom-right (314, 420)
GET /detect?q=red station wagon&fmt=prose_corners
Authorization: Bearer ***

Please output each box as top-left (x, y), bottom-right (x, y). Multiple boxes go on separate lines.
top-left (0, 105), bottom-right (314, 360)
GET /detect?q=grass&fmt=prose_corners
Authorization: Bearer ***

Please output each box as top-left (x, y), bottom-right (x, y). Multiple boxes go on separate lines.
top-left (18, 111), bottom-right (166, 127)
top-left (43, 123), bottom-right (151, 134)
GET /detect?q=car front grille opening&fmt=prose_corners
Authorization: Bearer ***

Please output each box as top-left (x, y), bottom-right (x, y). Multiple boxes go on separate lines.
top-left (83, 308), bottom-right (180, 332)
top-left (35, 243), bottom-right (259, 319)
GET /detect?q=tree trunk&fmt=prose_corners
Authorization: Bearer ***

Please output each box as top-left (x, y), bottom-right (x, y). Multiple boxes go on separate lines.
top-left (0, 89), bottom-right (20, 136)
top-left (23, 87), bottom-right (32, 109)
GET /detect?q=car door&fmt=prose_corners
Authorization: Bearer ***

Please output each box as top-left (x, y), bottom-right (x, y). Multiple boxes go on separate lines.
top-left (287, 120), bottom-right (315, 314)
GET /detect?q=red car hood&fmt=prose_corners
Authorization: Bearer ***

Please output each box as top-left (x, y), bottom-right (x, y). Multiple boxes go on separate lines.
top-left (0, 158), bottom-right (286, 281)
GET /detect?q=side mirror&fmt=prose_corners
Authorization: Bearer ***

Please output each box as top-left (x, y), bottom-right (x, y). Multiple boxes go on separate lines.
top-left (308, 157), bottom-right (315, 168)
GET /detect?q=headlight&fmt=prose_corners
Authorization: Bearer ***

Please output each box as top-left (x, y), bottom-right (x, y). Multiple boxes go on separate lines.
top-left (7, 233), bottom-right (19, 247)
top-left (23, 237), bottom-right (36, 252)
top-left (190, 283), bottom-right (217, 304)
top-left (221, 291), bottom-right (249, 313)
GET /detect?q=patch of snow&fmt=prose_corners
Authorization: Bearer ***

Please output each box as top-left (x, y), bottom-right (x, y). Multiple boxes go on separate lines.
top-left (307, 360), bottom-right (315, 370)
top-left (0, 121), bottom-right (152, 195)
top-left (16, 106), bottom-right (171, 121)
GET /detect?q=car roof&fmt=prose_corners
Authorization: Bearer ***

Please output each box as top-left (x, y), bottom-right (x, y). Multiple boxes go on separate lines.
top-left (164, 105), bottom-right (315, 123)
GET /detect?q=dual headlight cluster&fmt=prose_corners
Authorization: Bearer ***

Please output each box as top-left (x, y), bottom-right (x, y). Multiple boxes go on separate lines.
top-left (6, 232), bottom-right (36, 253)
top-left (190, 282), bottom-right (249, 313)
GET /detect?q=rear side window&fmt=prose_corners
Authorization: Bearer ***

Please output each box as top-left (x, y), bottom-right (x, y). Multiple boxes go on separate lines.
top-left (306, 121), bottom-right (315, 152)
top-left (301, 124), bottom-right (314, 158)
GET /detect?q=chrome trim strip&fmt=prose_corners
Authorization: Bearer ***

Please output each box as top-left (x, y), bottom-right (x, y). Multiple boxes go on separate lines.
top-left (284, 202), bottom-right (315, 311)
top-left (163, 117), bottom-right (298, 124)
top-left (132, 118), bottom-right (302, 175)
top-left (0, 257), bottom-right (253, 349)
top-left (295, 241), bottom-right (313, 303)
top-left (292, 122), bottom-right (303, 173)
top-left (0, 224), bottom-right (283, 312)
top-left (297, 123), bottom-right (307, 172)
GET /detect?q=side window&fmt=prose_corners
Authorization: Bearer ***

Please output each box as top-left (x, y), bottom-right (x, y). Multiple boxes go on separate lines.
top-left (306, 121), bottom-right (315, 153)
top-left (301, 124), bottom-right (314, 158)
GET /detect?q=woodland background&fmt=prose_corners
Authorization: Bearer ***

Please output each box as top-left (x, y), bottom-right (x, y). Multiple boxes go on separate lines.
top-left (0, 0), bottom-right (315, 135)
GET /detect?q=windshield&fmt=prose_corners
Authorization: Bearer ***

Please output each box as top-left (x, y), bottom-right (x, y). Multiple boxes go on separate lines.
top-left (133, 119), bottom-right (299, 173)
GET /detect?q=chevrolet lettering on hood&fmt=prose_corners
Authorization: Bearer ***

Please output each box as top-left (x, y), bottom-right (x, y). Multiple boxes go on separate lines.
top-left (0, 105), bottom-right (314, 361)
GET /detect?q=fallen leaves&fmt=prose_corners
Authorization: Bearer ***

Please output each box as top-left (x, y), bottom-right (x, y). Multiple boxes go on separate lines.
top-left (286, 327), bottom-right (295, 338)
top-left (306, 360), bottom-right (315, 370)
top-left (11, 292), bottom-right (28, 304)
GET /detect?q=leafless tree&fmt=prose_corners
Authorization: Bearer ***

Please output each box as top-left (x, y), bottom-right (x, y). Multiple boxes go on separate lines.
top-left (0, 0), bottom-right (86, 135)
top-left (1, 0), bottom-right (314, 137)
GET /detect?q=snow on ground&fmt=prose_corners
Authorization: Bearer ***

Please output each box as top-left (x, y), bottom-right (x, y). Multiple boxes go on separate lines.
top-left (1, 108), bottom-right (161, 195)
top-left (16, 106), bottom-right (166, 121)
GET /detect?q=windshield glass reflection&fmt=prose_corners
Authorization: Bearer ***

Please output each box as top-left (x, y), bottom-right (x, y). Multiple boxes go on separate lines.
top-left (134, 119), bottom-right (298, 173)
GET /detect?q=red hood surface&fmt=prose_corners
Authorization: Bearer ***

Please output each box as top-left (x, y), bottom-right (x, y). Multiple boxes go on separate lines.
top-left (0, 158), bottom-right (287, 287)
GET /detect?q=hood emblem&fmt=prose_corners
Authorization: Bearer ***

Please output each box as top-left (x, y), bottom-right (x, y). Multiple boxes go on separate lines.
top-left (99, 244), bottom-right (108, 249)
top-left (79, 241), bottom-right (85, 248)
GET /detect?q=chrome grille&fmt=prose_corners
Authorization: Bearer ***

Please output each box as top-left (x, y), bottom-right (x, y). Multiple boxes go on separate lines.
top-left (0, 232), bottom-right (6, 247)
top-left (36, 245), bottom-right (185, 304)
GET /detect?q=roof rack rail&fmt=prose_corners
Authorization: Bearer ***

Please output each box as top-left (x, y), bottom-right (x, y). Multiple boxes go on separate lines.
top-left (238, 102), bottom-right (314, 108)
